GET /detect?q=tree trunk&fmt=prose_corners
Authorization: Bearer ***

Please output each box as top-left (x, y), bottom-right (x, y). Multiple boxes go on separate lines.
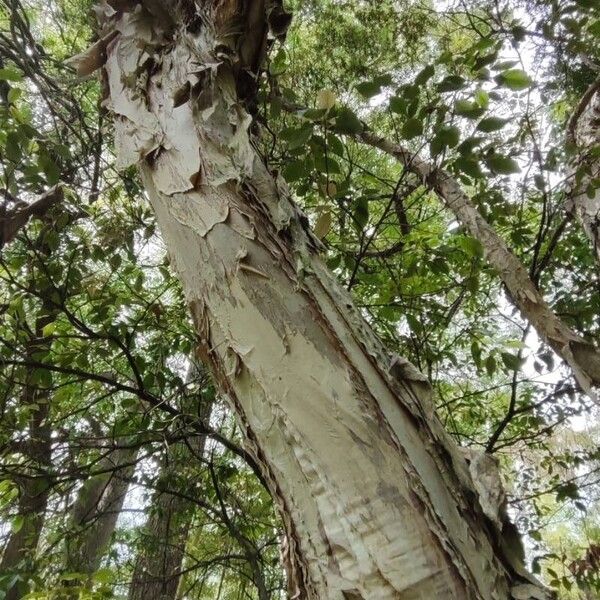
top-left (0, 312), bottom-right (53, 600)
top-left (64, 444), bottom-right (137, 578)
top-left (357, 128), bottom-right (600, 398)
top-left (86, 2), bottom-right (552, 598)
top-left (128, 370), bottom-right (212, 600)
top-left (568, 81), bottom-right (600, 265)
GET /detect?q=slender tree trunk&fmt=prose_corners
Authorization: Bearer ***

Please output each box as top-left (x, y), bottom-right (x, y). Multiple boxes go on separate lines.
top-left (64, 444), bottom-right (137, 578)
top-left (128, 375), bottom-right (212, 600)
top-left (356, 129), bottom-right (600, 398)
top-left (0, 312), bottom-right (53, 600)
top-left (568, 81), bottom-right (600, 265)
top-left (84, 2), bottom-right (553, 598)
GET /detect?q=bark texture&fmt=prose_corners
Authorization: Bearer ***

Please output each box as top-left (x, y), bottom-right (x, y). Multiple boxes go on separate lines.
top-left (84, 1), bottom-right (553, 598)
top-left (64, 445), bottom-right (136, 578)
top-left (0, 186), bottom-right (63, 249)
top-left (568, 78), bottom-right (600, 265)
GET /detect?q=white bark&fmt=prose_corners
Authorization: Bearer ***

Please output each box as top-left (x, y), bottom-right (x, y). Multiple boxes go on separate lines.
top-left (83, 1), bottom-right (552, 598)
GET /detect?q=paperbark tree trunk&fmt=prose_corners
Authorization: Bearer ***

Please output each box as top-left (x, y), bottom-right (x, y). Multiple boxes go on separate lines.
top-left (64, 445), bottom-right (137, 579)
top-left (82, 1), bottom-right (553, 598)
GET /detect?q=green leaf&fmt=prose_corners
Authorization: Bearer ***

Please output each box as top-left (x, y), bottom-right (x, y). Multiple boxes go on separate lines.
top-left (454, 100), bottom-right (486, 119)
top-left (283, 159), bottom-right (308, 182)
top-left (474, 89), bottom-right (490, 109)
top-left (437, 75), bottom-right (465, 92)
top-left (93, 568), bottom-right (113, 584)
top-left (353, 197), bottom-right (369, 230)
top-left (280, 124), bottom-right (313, 150)
top-left (269, 49), bottom-right (287, 75)
top-left (414, 64), bottom-right (435, 86)
top-left (314, 154), bottom-right (341, 174)
top-left (11, 515), bottom-right (24, 533)
top-left (389, 96), bottom-right (405, 114)
top-left (437, 125), bottom-right (460, 148)
top-left (500, 352), bottom-right (522, 371)
top-left (38, 153), bottom-right (60, 185)
top-left (7, 88), bottom-right (21, 104)
top-left (486, 155), bottom-right (520, 175)
top-left (355, 74), bottom-right (392, 98)
top-left (0, 68), bottom-right (23, 82)
top-left (5, 132), bottom-right (22, 162)
top-left (477, 117), bottom-right (508, 132)
top-left (485, 355), bottom-right (497, 377)
top-left (459, 236), bottom-right (484, 258)
top-left (42, 322), bottom-right (56, 337)
top-left (494, 69), bottom-right (532, 90)
top-left (454, 157), bottom-right (483, 178)
top-left (356, 81), bottom-right (381, 98)
top-left (61, 572), bottom-right (85, 581)
top-left (402, 117), bottom-right (423, 139)
top-left (334, 107), bottom-right (363, 134)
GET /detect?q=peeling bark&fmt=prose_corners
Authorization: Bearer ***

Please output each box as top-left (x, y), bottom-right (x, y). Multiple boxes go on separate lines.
top-left (90, 1), bottom-right (553, 598)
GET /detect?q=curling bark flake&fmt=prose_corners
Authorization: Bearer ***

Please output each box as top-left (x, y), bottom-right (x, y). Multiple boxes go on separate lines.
top-left (77, 1), bottom-right (552, 598)
top-left (568, 79), bottom-right (600, 266)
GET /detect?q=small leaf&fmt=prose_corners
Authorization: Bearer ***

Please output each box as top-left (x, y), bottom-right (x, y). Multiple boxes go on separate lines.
top-left (501, 352), bottom-right (522, 371)
top-left (436, 125), bottom-right (460, 148)
top-left (356, 80), bottom-right (380, 98)
top-left (437, 75), bottom-right (465, 92)
top-left (477, 117), bottom-right (508, 132)
top-left (314, 211), bottom-right (332, 239)
top-left (454, 157), bottom-right (483, 178)
top-left (269, 48), bottom-right (287, 75)
top-left (485, 355), bottom-right (497, 377)
top-left (414, 64), bottom-right (435, 86)
top-left (355, 74), bottom-right (392, 99)
top-left (402, 117), bottom-right (423, 139)
top-left (353, 197), bottom-right (369, 230)
top-left (11, 515), bottom-right (24, 533)
top-left (494, 69), bottom-right (532, 90)
top-left (93, 568), bottom-right (113, 584)
top-left (42, 322), bottom-right (56, 337)
top-left (486, 155), bottom-right (520, 175)
top-left (389, 96), bottom-right (405, 114)
top-left (455, 100), bottom-right (486, 119)
top-left (334, 107), bottom-right (363, 134)
top-left (280, 124), bottom-right (313, 150)
top-left (0, 68), bottom-right (23, 81)
top-left (283, 159), bottom-right (308, 182)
